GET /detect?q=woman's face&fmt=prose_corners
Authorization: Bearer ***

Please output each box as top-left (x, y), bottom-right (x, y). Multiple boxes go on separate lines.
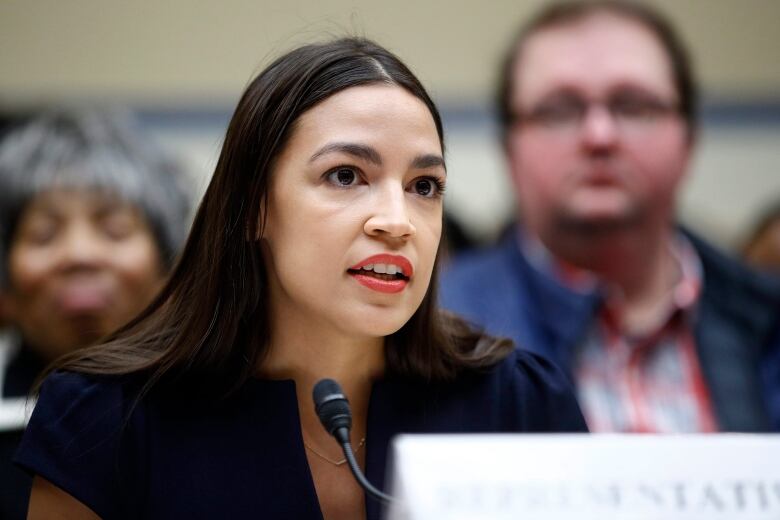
top-left (3, 189), bottom-right (165, 360)
top-left (262, 84), bottom-right (445, 339)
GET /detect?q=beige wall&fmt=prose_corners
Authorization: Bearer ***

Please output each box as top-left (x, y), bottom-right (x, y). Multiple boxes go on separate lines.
top-left (2, 0), bottom-right (780, 103)
top-left (2, 0), bottom-right (779, 249)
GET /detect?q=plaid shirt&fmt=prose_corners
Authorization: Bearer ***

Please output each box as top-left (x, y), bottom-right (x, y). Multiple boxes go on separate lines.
top-left (524, 233), bottom-right (717, 433)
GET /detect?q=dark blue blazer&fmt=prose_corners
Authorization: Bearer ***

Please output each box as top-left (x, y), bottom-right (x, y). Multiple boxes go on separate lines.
top-left (440, 227), bottom-right (780, 432)
top-left (15, 349), bottom-right (586, 519)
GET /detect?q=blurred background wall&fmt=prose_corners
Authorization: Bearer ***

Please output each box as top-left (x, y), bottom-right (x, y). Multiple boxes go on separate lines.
top-left (1, 0), bottom-right (778, 249)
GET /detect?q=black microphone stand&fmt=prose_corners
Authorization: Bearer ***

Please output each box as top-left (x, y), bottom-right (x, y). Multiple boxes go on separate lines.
top-left (313, 379), bottom-right (396, 506)
top-left (333, 426), bottom-right (394, 505)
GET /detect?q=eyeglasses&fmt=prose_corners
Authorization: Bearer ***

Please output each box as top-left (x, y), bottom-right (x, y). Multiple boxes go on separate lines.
top-left (513, 90), bottom-right (680, 135)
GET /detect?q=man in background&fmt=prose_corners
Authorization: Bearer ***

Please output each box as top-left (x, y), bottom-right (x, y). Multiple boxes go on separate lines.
top-left (441, 0), bottom-right (780, 432)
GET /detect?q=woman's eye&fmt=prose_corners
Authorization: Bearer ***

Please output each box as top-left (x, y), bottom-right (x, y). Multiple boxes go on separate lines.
top-left (18, 219), bottom-right (59, 246)
top-left (415, 179), bottom-right (433, 196)
top-left (25, 226), bottom-right (58, 246)
top-left (326, 167), bottom-right (359, 187)
top-left (411, 178), bottom-right (444, 198)
top-left (101, 217), bottom-right (134, 241)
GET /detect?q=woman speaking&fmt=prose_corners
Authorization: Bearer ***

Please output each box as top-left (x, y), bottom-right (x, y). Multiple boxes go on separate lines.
top-left (16, 38), bottom-right (587, 519)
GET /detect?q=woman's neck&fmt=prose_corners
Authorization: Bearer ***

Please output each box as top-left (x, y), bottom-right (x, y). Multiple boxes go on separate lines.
top-left (258, 320), bottom-right (385, 427)
top-left (260, 322), bottom-right (383, 459)
top-left (259, 327), bottom-right (385, 385)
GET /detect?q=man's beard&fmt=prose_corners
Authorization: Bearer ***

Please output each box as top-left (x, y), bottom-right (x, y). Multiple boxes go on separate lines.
top-left (538, 203), bottom-right (647, 271)
top-left (551, 202), bottom-right (645, 237)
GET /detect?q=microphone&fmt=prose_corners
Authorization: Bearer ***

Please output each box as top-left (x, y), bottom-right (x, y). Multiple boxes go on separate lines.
top-left (312, 378), bottom-right (395, 505)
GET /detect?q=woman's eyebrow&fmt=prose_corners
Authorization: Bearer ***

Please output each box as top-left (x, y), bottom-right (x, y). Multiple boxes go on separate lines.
top-left (309, 142), bottom-right (446, 173)
top-left (411, 154), bottom-right (446, 172)
top-left (309, 142), bottom-right (382, 165)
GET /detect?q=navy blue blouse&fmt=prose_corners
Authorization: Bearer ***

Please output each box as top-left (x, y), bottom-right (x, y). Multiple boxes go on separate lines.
top-left (15, 349), bottom-right (587, 519)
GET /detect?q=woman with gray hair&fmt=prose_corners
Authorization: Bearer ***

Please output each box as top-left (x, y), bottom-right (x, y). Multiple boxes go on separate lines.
top-left (0, 108), bottom-right (191, 519)
top-left (0, 108), bottom-right (191, 395)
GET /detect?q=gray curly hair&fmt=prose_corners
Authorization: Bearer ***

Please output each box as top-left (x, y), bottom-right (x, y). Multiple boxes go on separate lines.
top-left (0, 108), bottom-right (193, 287)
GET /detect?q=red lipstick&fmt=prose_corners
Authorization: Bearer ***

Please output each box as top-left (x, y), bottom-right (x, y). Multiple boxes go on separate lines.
top-left (348, 254), bottom-right (413, 294)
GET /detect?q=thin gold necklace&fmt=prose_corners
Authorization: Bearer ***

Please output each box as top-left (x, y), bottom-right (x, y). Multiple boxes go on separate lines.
top-left (304, 437), bottom-right (366, 466)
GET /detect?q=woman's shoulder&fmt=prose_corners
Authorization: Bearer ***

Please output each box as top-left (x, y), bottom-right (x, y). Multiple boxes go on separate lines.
top-left (496, 348), bottom-right (575, 392)
top-left (469, 348), bottom-right (588, 432)
top-left (34, 370), bottom-right (140, 419)
top-left (383, 348), bottom-right (587, 433)
top-left (19, 369), bottom-right (146, 459)
top-left (15, 371), bottom-right (148, 518)
top-left (40, 368), bottom-right (129, 393)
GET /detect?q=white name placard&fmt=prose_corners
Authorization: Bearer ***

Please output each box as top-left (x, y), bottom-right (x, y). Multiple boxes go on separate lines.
top-left (386, 434), bottom-right (779, 520)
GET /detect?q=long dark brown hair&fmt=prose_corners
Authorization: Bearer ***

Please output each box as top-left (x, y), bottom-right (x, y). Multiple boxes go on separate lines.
top-left (46, 37), bottom-right (512, 398)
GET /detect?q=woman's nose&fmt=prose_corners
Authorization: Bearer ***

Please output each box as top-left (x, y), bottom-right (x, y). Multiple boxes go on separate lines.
top-left (364, 185), bottom-right (416, 240)
top-left (56, 223), bottom-right (110, 270)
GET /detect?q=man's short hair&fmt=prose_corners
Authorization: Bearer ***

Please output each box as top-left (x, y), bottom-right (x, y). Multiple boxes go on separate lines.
top-left (497, 0), bottom-right (698, 144)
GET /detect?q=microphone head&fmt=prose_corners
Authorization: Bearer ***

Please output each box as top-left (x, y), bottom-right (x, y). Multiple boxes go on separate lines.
top-left (312, 378), bottom-right (352, 437)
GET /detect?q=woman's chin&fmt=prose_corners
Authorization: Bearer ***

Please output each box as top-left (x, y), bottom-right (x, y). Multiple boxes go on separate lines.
top-left (347, 315), bottom-right (411, 339)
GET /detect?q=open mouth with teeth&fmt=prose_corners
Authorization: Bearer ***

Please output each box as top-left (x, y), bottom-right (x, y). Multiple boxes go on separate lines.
top-left (347, 263), bottom-right (410, 281)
